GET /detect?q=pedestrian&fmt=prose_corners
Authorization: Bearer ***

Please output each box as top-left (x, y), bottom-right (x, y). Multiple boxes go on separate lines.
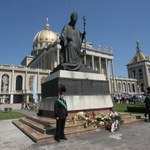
top-left (21, 100), bottom-right (25, 110)
top-left (144, 87), bottom-right (150, 121)
top-left (54, 91), bottom-right (68, 142)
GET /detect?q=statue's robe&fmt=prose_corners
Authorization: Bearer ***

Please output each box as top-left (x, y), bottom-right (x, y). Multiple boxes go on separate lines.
top-left (60, 24), bottom-right (83, 71)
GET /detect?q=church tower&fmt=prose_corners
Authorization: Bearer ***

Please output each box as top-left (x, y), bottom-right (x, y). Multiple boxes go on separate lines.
top-left (127, 41), bottom-right (150, 93)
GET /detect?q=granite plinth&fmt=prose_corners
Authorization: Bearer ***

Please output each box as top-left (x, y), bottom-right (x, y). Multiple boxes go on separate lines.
top-left (39, 70), bottom-right (113, 117)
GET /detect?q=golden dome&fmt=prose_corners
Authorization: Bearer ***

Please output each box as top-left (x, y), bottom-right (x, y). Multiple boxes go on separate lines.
top-left (32, 18), bottom-right (58, 56)
top-left (33, 24), bottom-right (58, 44)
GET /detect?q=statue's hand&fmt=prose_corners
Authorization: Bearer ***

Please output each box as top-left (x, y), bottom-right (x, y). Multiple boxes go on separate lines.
top-left (82, 31), bottom-right (86, 39)
top-left (83, 31), bottom-right (86, 36)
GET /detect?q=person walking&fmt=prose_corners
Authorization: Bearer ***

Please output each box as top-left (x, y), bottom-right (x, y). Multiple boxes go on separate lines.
top-left (54, 91), bottom-right (68, 142)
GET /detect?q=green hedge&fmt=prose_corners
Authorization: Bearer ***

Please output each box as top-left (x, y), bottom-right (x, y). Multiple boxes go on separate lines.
top-left (127, 104), bottom-right (145, 113)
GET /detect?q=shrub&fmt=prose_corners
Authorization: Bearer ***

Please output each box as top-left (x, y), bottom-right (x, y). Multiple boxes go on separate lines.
top-left (127, 104), bottom-right (145, 113)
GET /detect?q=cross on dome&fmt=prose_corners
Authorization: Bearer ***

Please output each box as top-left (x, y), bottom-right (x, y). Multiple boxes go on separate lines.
top-left (45, 18), bottom-right (50, 30)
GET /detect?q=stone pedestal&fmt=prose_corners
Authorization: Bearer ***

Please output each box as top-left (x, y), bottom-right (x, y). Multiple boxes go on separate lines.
top-left (39, 70), bottom-right (113, 117)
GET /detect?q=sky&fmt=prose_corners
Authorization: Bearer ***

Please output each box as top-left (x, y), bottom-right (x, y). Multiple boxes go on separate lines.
top-left (0, 0), bottom-right (150, 77)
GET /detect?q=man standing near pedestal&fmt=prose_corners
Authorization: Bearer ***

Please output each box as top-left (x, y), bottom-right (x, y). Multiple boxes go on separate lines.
top-left (54, 91), bottom-right (68, 142)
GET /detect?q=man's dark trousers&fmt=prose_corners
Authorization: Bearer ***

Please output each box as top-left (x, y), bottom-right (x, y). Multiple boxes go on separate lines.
top-left (55, 118), bottom-right (66, 139)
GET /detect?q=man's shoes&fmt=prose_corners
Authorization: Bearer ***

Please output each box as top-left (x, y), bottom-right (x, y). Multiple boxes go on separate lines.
top-left (60, 137), bottom-right (68, 140)
top-left (54, 136), bottom-right (60, 142)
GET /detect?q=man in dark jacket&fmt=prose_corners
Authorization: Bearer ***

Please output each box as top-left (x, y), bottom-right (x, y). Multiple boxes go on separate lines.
top-left (144, 87), bottom-right (150, 122)
top-left (54, 91), bottom-right (68, 142)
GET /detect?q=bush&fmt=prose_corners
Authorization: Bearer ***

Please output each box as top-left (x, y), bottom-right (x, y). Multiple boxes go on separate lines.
top-left (127, 104), bottom-right (145, 113)
top-left (4, 107), bottom-right (12, 112)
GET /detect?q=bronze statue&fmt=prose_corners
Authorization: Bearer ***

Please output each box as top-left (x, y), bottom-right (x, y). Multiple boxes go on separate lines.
top-left (60, 12), bottom-right (86, 71)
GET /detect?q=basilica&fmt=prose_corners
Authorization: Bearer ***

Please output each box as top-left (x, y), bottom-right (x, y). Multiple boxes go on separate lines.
top-left (0, 19), bottom-right (150, 105)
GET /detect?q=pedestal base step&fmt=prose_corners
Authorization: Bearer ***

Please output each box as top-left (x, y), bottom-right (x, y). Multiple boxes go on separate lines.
top-left (12, 115), bottom-right (98, 143)
top-left (12, 113), bottom-right (144, 143)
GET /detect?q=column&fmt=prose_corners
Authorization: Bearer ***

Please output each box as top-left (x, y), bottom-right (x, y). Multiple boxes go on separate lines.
top-left (37, 71), bottom-right (39, 95)
top-left (144, 64), bottom-right (149, 88)
top-left (84, 55), bottom-right (87, 66)
top-left (57, 49), bottom-right (60, 65)
top-left (105, 58), bottom-right (108, 79)
top-left (99, 57), bottom-right (102, 74)
top-left (11, 69), bottom-right (15, 92)
top-left (26, 95), bottom-right (29, 103)
top-left (111, 60), bottom-right (116, 92)
top-left (92, 56), bottom-right (94, 70)
top-left (10, 94), bottom-right (13, 104)
top-left (0, 74), bottom-right (1, 92)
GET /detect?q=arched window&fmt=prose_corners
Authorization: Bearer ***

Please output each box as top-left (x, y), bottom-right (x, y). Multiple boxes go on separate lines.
top-left (122, 83), bottom-right (126, 92)
top-left (128, 83), bottom-right (131, 93)
top-left (132, 84), bottom-right (135, 92)
top-left (16, 75), bottom-right (23, 91)
top-left (1, 74), bottom-right (9, 92)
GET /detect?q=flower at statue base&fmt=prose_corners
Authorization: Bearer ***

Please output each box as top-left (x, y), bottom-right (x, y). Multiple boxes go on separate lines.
top-left (75, 112), bottom-right (86, 120)
top-left (107, 110), bottom-right (123, 132)
top-left (84, 121), bottom-right (89, 128)
top-left (110, 120), bottom-right (119, 132)
top-left (99, 121), bottom-right (105, 126)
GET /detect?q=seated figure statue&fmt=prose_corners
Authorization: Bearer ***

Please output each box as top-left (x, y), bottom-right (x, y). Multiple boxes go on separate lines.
top-left (59, 12), bottom-right (86, 71)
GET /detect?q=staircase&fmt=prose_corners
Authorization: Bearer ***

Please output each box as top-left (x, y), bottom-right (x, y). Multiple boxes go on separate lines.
top-left (12, 112), bottom-right (144, 143)
top-left (12, 115), bottom-right (97, 143)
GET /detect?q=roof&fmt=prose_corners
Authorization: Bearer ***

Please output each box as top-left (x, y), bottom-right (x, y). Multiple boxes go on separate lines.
top-left (127, 41), bottom-right (150, 65)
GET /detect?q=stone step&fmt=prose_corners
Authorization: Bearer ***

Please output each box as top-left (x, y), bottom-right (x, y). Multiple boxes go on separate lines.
top-left (20, 117), bottom-right (85, 134)
top-left (19, 118), bottom-right (55, 134)
top-left (26, 115), bottom-right (55, 126)
top-left (12, 120), bottom-right (54, 143)
top-left (27, 115), bottom-right (84, 127)
top-left (120, 112), bottom-right (132, 117)
top-left (12, 119), bottom-right (98, 143)
top-left (12, 113), bottom-right (145, 143)
top-left (120, 113), bottom-right (144, 124)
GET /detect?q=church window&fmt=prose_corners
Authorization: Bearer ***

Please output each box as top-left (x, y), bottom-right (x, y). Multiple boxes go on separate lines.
top-left (90, 62), bottom-right (92, 68)
top-left (132, 70), bottom-right (136, 78)
top-left (122, 83), bottom-right (126, 92)
top-left (139, 69), bottom-right (143, 79)
top-left (128, 83), bottom-right (131, 93)
top-left (132, 84), bottom-right (135, 92)
top-left (140, 83), bottom-right (144, 92)
top-left (40, 43), bottom-right (43, 47)
top-left (16, 75), bottom-right (23, 91)
top-left (1, 74), bottom-right (9, 92)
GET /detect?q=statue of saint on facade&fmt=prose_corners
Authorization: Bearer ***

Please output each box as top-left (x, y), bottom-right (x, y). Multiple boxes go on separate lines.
top-left (59, 12), bottom-right (86, 71)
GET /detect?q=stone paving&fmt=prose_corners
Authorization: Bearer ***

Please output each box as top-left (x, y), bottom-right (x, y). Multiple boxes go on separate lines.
top-left (0, 117), bottom-right (150, 150)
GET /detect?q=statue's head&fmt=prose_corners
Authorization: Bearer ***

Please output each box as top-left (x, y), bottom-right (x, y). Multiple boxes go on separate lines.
top-left (70, 12), bottom-right (78, 25)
